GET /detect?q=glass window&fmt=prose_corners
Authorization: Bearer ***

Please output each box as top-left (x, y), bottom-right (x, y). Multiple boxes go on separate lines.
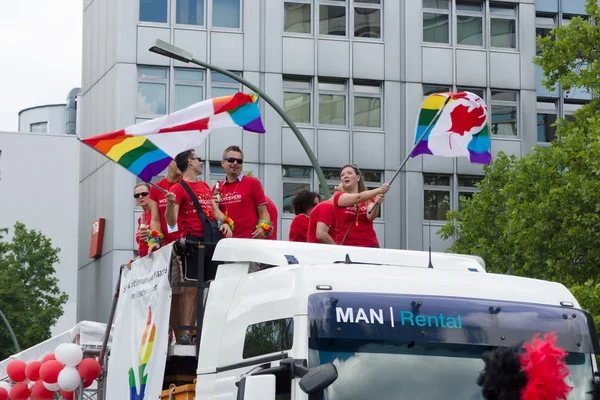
top-left (30, 122), bottom-right (48, 133)
top-left (457, 176), bottom-right (482, 211)
top-left (490, 4), bottom-right (517, 48)
top-left (353, 81), bottom-right (382, 128)
top-left (319, 80), bottom-right (347, 125)
top-left (456, 86), bottom-right (485, 100)
top-left (423, 0), bottom-right (449, 44)
top-left (491, 90), bottom-right (518, 136)
top-left (423, 85), bottom-right (451, 97)
top-left (213, 0), bottom-right (241, 28)
top-left (283, 166), bottom-right (313, 213)
top-left (354, 1), bottom-right (381, 38)
top-left (319, 3), bottom-right (347, 36)
top-left (139, 0), bottom-right (168, 23)
top-left (138, 66), bottom-right (168, 115)
top-left (537, 113), bottom-right (558, 142)
top-left (242, 318), bottom-right (294, 359)
top-left (176, 0), bottom-right (204, 25)
top-left (285, 1), bottom-right (312, 34)
top-left (363, 169), bottom-right (384, 218)
top-left (211, 71), bottom-right (241, 98)
top-left (174, 69), bottom-right (204, 111)
top-left (456, 1), bottom-right (484, 46)
top-left (283, 77), bottom-right (312, 125)
top-left (424, 174), bottom-right (451, 221)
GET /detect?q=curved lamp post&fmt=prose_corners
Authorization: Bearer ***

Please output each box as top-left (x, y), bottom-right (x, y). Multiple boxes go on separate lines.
top-left (149, 39), bottom-right (331, 198)
top-left (0, 308), bottom-right (20, 353)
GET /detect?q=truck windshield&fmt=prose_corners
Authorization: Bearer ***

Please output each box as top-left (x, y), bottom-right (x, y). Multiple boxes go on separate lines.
top-left (307, 292), bottom-right (599, 400)
top-left (308, 338), bottom-right (594, 399)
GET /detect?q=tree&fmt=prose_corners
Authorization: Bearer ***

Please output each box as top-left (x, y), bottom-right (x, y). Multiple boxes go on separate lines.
top-left (0, 222), bottom-right (68, 360)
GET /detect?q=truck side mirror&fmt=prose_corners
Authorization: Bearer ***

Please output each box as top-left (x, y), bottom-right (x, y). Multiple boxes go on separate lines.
top-left (299, 362), bottom-right (338, 394)
top-left (237, 375), bottom-right (276, 400)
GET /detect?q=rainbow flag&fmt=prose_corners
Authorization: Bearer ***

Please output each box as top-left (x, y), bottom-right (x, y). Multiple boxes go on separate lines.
top-left (411, 91), bottom-right (491, 164)
top-left (80, 93), bottom-right (266, 182)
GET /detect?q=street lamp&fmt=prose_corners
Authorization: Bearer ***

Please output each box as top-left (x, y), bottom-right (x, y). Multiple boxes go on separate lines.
top-left (0, 308), bottom-right (20, 353)
top-left (149, 39), bottom-right (332, 198)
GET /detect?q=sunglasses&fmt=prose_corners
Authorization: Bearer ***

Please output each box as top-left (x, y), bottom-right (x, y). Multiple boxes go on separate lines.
top-left (225, 157), bottom-right (243, 165)
top-left (134, 192), bottom-right (149, 199)
top-left (191, 157), bottom-right (202, 162)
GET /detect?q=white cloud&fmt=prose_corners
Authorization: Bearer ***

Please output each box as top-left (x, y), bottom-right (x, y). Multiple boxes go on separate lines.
top-left (0, 0), bottom-right (82, 132)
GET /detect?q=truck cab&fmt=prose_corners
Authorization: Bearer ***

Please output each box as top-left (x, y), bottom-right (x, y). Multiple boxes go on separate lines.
top-left (191, 239), bottom-right (598, 399)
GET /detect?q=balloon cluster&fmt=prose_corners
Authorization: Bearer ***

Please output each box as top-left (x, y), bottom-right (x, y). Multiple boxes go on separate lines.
top-left (1, 343), bottom-right (102, 400)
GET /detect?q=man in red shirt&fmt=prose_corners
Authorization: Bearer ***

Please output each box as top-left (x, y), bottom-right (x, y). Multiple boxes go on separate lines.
top-left (265, 196), bottom-right (278, 240)
top-left (148, 160), bottom-right (182, 342)
top-left (307, 198), bottom-right (337, 244)
top-left (165, 150), bottom-right (232, 345)
top-left (213, 146), bottom-right (273, 239)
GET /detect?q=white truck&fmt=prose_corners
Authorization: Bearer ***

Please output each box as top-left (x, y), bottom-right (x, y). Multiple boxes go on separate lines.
top-left (186, 239), bottom-right (599, 400)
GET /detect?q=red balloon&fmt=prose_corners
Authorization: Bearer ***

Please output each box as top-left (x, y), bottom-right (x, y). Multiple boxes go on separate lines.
top-left (83, 379), bottom-right (94, 388)
top-left (9, 383), bottom-right (30, 400)
top-left (60, 389), bottom-right (75, 399)
top-left (26, 360), bottom-right (42, 381)
top-left (39, 360), bottom-right (63, 384)
top-left (0, 387), bottom-right (8, 400)
top-left (6, 359), bottom-right (27, 382)
top-left (41, 353), bottom-right (56, 364)
top-left (78, 358), bottom-right (102, 381)
top-left (30, 380), bottom-right (54, 400)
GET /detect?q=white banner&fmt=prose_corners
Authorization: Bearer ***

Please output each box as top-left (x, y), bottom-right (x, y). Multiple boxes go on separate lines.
top-left (106, 244), bottom-right (173, 400)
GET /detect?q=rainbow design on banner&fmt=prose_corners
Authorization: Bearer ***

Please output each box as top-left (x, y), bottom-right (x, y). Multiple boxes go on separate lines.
top-left (81, 93), bottom-right (266, 182)
top-left (128, 307), bottom-right (155, 400)
top-left (412, 91), bottom-right (491, 165)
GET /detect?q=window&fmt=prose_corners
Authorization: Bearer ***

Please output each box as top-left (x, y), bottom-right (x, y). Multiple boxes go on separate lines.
top-left (319, 80), bottom-right (347, 125)
top-left (537, 113), bottom-right (557, 143)
top-left (284, 1), bottom-right (312, 34)
top-left (423, 85), bottom-right (451, 98)
top-left (138, 67), bottom-right (168, 116)
top-left (362, 169), bottom-right (384, 218)
top-left (30, 122), bottom-right (48, 133)
top-left (176, 0), bottom-right (204, 25)
top-left (209, 161), bottom-right (226, 187)
top-left (319, 0), bottom-right (347, 36)
top-left (535, 15), bottom-right (556, 56)
top-left (174, 69), bottom-right (205, 111)
top-left (243, 318), bottom-right (294, 359)
top-left (211, 71), bottom-right (242, 98)
top-left (354, 0), bottom-right (381, 39)
top-left (283, 77), bottom-right (312, 125)
top-left (213, 0), bottom-right (241, 28)
top-left (423, 0), bottom-right (450, 44)
top-left (490, 4), bottom-right (517, 48)
top-left (319, 167), bottom-right (342, 198)
top-left (457, 176), bottom-right (482, 211)
top-left (283, 166), bottom-right (313, 213)
top-left (424, 174), bottom-right (451, 221)
top-left (491, 90), bottom-right (518, 136)
top-left (353, 81), bottom-right (382, 128)
top-left (139, 0), bottom-right (168, 22)
top-left (456, 86), bottom-right (485, 100)
top-left (423, 85), bottom-right (484, 100)
top-left (456, 1), bottom-right (484, 46)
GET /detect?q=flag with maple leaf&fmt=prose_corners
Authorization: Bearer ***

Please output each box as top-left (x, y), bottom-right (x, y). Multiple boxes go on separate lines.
top-left (411, 91), bottom-right (491, 164)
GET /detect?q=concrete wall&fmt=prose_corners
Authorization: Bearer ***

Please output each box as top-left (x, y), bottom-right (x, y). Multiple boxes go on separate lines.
top-left (18, 105), bottom-right (66, 134)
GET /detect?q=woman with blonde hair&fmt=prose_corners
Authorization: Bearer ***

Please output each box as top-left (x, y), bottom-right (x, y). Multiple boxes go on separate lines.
top-left (333, 164), bottom-right (389, 247)
top-left (134, 182), bottom-right (153, 257)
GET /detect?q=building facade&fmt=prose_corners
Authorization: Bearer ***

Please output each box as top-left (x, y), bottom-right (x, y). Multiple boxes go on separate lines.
top-left (18, 88), bottom-right (81, 135)
top-left (77, 0), bottom-right (590, 321)
top-left (0, 132), bottom-right (80, 335)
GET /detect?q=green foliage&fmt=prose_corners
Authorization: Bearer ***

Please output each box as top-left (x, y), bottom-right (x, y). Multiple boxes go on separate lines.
top-left (0, 222), bottom-right (68, 360)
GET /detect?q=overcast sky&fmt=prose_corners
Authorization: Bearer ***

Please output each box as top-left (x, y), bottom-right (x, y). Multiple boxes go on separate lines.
top-left (0, 1), bottom-right (82, 132)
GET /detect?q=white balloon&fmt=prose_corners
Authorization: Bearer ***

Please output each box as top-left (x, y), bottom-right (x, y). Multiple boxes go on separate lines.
top-left (0, 381), bottom-right (10, 391)
top-left (57, 366), bottom-right (81, 392)
top-left (55, 343), bottom-right (84, 367)
top-left (43, 381), bottom-right (60, 391)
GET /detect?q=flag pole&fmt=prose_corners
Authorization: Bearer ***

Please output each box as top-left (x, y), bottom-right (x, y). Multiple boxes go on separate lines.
top-left (368, 96), bottom-right (452, 214)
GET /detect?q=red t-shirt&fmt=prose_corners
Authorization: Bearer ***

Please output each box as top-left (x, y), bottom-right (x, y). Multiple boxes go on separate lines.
top-left (214, 175), bottom-right (267, 239)
top-left (333, 192), bottom-right (379, 247)
top-left (149, 177), bottom-right (182, 244)
top-left (170, 180), bottom-right (215, 238)
top-left (289, 214), bottom-right (309, 242)
top-left (136, 211), bottom-right (152, 257)
top-left (306, 201), bottom-right (337, 244)
top-left (265, 197), bottom-right (278, 240)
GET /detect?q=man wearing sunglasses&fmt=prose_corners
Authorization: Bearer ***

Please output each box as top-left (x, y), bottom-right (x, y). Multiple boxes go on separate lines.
top-left (214, 145), bottom-right (273, 239)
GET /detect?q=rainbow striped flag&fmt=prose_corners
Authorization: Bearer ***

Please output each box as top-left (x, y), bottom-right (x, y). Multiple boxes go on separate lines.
top-left (411, 91), bottom-right (491, 164)
top-left (81, 93), bottom-right (266, 182)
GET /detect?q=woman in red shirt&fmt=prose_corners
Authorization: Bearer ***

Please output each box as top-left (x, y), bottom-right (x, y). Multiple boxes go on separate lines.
top-left (289, 190), bottom-right (320, 242)
top-left (333, 165), bottom-right (389, 247)
top-left (134, 182), bottom-right (153, 257)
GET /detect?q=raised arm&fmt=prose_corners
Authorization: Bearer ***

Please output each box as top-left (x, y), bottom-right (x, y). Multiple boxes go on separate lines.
top-left (337, 183), bottom-right (390, 208)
